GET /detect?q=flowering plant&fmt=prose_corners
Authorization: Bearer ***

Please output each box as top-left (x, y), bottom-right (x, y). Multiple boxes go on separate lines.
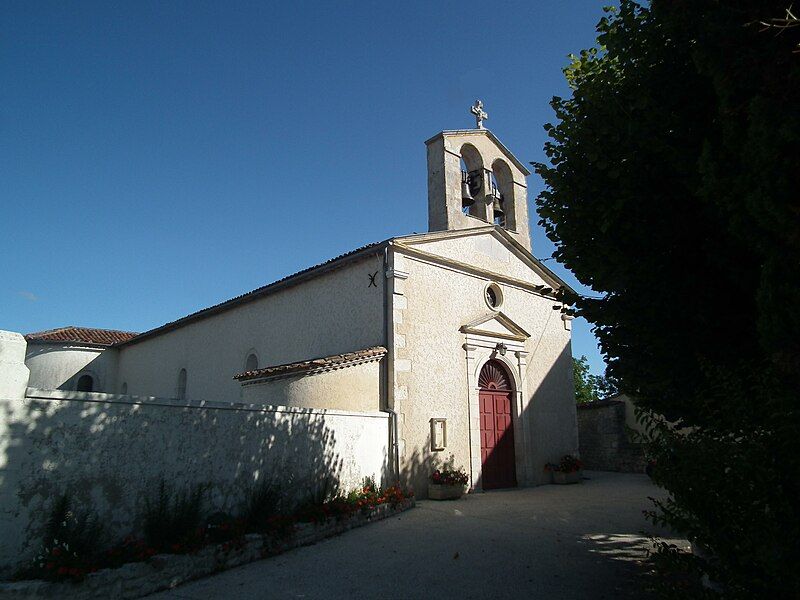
top-left (429, 467), bottom-right (469, 486)
top-left (545, 455), bottom-right (583, 473)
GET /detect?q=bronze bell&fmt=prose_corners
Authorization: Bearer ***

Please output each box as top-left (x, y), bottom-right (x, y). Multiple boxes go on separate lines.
top-left (492, 194), bottom-right (504, 217)
top-left (461, 172), bottom-right (475, 207)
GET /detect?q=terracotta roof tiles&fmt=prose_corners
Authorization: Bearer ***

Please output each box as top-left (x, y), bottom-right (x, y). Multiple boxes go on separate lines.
top-left (25, 326), bottom-right (138, 346)
top-left (234, 346), bottom-right (387, 381)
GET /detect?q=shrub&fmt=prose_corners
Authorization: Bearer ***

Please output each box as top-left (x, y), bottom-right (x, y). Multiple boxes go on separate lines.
top-left (104, 536), bottom-right (157, 569)
top-left (142, 480), bottom-right (206, 553)
top-left (361, 476), bottom-right (377, 493)
top-left (642, 397), bottom-right (799, 598)
top-left (295, 476), bottom-right (339, 523)
top-left (16, 494), bottom-right (105, 582)
top-left (308, 475), bottom-right (338, 506)
top-left (204, 511), bottom-right (245, 545)
top-left (262, 514), bottom-right (295, 540)
top-left (241, 479), bottom-right (281, 534)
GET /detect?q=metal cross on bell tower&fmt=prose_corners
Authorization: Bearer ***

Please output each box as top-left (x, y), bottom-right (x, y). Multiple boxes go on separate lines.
top-left (470, 100), bottom-right (488, 129)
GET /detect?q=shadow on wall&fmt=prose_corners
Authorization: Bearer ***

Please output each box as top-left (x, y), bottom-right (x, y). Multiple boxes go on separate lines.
top-left (512, 343), bottom-right (579, 488)
top-left (0, 391), bottom-right (390, 577)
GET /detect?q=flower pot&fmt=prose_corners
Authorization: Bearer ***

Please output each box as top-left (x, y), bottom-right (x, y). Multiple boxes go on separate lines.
top-left (551, 470), bottom-right (581, 484)
top-left (428, 483), bottom-right (466, 500)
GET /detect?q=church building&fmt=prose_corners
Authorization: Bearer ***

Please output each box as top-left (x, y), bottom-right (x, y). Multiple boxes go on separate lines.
top-left (19, 105), bottom-right (578, 494)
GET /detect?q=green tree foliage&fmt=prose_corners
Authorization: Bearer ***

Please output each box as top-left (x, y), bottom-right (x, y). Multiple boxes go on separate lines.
top-left (535, 1), bottom-right (799, 596)
top-left (573, 355), bottom-right (618, 403)
top-left (573, 355), bottom-right (597, 404)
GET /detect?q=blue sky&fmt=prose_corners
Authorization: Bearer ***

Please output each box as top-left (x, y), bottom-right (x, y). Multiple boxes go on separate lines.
top-left (2, 1), bottom-right (608, 375)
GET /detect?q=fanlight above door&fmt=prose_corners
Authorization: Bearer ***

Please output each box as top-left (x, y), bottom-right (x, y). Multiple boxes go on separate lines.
top-left (478, 361), bottom-right (511, 391)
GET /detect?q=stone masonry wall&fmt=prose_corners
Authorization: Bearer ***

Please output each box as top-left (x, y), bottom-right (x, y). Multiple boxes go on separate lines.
top-left (577, 400), bottom-right (646, 473)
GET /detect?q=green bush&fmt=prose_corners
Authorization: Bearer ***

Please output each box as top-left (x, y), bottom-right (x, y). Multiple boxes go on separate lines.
top-left (641, 375), bottom-right (798, 598)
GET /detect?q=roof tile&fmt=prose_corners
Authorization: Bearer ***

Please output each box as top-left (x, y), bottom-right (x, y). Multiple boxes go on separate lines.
top-left (25, 326), bottom-right (138, 346)
top-left (234, 346), bottom-right (387, 381)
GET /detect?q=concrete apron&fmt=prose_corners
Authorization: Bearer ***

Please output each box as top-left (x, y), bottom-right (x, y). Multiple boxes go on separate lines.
top-left (147, 472), bottom-right (687, 600)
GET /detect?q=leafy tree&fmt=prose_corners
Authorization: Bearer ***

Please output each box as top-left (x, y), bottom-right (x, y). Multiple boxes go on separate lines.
top-left (535, 1), bottom-right (799, 596)
top-left (573, 356), bottom-right (597, 404)
top-left (573, 355), bottom-right (618, 403)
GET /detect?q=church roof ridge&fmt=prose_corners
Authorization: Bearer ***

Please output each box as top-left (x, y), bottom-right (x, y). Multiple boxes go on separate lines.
top-left (116, 240), bottom-right (391, 348)
top-left (115, 227), bottom-right (573, 350)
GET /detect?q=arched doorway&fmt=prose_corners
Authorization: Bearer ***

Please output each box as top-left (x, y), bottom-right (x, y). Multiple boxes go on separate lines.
top-left (478, 360), bottom-right (517, 489)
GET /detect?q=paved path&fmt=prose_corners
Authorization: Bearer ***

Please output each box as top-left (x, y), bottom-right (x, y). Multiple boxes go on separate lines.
top-left (147, 472), bottom-right (686, 600)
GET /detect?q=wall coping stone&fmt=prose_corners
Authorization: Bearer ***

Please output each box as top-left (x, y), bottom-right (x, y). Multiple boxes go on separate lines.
top-left (0, 499), bottom-right (414, 599)
top-left (20, 388), bottom-right (391, 419)
top-left (576, 399), bottom-right (624, 410)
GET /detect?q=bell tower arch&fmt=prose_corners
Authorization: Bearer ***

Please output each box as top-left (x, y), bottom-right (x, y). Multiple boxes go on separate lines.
top-left (425, 101), bottom-right (531, 249)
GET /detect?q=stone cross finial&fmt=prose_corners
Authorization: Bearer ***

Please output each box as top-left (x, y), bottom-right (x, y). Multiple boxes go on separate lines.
top-left (470, 100), bottom-right (488, 129)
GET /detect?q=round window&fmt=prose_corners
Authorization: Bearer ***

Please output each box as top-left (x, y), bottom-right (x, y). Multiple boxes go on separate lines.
top-left (484, 282), bottom-right (503, 310)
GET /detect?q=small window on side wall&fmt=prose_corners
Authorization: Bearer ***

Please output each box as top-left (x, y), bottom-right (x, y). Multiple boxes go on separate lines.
top-left (176, 369), bottom-right (187, 400)
top-left (245, 353), bottom-right (258, 372)
top-left (76, 374), bottom-right (94, 392)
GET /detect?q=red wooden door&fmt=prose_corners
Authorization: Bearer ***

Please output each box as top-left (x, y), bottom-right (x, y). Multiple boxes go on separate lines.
top-left (478, 361), bottom-right (517, 489)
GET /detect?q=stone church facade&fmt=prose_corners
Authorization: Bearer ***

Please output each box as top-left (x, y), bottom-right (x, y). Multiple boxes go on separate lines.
top-left (0, 117), bottom-right (578, 569)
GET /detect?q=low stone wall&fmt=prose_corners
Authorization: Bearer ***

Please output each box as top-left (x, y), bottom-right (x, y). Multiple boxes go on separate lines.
top-left (0, 389), bottom-right (390, 576)
top-left (0, 498), bottom-right (414, 599)
top-left (576, 400), bottom-right (646, 473)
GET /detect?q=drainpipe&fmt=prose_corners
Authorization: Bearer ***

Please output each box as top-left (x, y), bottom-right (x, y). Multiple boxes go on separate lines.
top-left (381, 244), bottom-right (401, 483)
top-left (384, 408), bottom-right (401, 483)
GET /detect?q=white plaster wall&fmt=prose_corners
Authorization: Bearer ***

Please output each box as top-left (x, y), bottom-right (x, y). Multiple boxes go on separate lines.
top-left (25, 343), bottom-right (119, 392)
top-left (391, 236), bottom-right (577, 495)
top-left (0, 390), bottom-right (389, 575)
top-left (406, 231), bottom-right (551, 287)
top-left (241, 359), bottom-right (384, 412)
top-left (0, 331), bottom-right (30, 399)
top-left (117, 254), bottom-right (386, 402)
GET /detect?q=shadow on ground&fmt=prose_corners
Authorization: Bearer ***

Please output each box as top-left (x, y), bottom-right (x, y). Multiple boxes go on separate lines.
top-left (147, 471), bottom-right (688, 600)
